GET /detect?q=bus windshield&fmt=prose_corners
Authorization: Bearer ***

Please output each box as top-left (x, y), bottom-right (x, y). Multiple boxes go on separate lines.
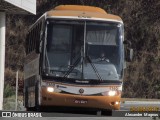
top-left (44, 20), bottom-right (124, 81)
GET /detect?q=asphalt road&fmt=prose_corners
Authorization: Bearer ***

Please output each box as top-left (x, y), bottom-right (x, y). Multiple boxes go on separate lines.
top-left (1, 101), bottom-right (160, 120)
top-left (0, 117), bottom-right (157, 120)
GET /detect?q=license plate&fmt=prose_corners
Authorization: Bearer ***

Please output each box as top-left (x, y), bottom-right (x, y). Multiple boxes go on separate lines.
top-left (74, 99), bottom-right (88, 104)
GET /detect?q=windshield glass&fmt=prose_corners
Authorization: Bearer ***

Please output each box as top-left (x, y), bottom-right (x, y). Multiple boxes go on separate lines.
top-left (44, 20), bottom-right (124, 80)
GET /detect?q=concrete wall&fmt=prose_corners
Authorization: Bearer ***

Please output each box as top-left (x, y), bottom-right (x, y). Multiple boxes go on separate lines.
top-left (4, 0), bottom-right (36, 14)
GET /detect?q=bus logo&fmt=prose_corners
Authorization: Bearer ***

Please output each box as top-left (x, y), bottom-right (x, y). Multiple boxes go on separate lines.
top-left (75, 80), bottom-right (89, 83)
top-left (79, 88), bottom-right (84, 94)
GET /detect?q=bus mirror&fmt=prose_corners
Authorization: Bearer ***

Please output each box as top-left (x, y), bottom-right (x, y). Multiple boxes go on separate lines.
top-left (124, 40), bottom-right (133, 62)
top-left (39, 41), bottom-right (42, 53)
top-left (36, 40), bottom-right (42, 53)
top-left (125, 48), bottom-right (133, 62)
top-left (123, 40), bottom-right (131, 45)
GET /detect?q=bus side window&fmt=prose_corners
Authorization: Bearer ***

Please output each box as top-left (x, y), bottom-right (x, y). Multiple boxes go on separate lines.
top-left (34, 26), bottom-right (38, 51)
top-left (32, 29), bottom-right (36, 52)
top-left (28, 32), bottom-right (31, 53)
top-left (29, 31), bottom-right (32, 53)
top-left (37, 23), bottom-right (41, 45)
top-left (34, 28), bottom-right (37, 51)
top-left (31, 30), bottom-right (34, 52)
top-left (36, 22), bottom-right (43, 53)
top-left (25, 33), bottom-right (29, 55)
top-left (32, 29), bottom-right (35, 52)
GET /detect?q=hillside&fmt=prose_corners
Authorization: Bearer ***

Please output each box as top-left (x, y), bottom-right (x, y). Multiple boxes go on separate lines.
top-left (4, 0), bottom-right (160, 98)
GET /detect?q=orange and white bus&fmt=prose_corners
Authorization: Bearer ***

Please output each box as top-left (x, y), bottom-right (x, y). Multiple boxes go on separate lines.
top-left (24, 5), bottom-right (132, 112)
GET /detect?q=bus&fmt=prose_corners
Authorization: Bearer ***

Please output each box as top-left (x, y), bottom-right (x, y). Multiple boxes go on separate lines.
top-left (24, 5), bottom-right (133, 112)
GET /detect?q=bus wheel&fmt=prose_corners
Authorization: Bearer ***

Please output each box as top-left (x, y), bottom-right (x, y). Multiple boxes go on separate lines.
top-left (35, 81), bottom-right (41, 111)
top-left (103, 109), bottom-right (112, 116)
top-left (35, 105), bottom-right (40, 111)
top-left (26, 107), bottom-right (35, 111)
top-left (97, 110), bottom-right (102, 116)
top-left (26, 107), bottom-right (29, 111)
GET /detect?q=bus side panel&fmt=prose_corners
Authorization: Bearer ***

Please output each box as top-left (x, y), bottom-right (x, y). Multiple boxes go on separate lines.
top-left (24, 54), bottom-right (40, 108)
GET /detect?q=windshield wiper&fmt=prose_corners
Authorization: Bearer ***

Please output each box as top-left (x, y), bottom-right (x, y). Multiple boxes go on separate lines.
top-left (63, 55), bottom-right (81, 78)
top-left (86, 56), bottom-right (103, 82)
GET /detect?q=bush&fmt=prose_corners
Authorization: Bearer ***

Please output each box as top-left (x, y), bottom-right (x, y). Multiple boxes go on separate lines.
top-left (4, 83), bottom-right (15, 98)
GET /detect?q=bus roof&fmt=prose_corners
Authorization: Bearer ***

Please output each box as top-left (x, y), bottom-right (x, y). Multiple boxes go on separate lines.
top-left (46, 5), bottom-right (122, 22)
top-left (54, 5), bottom-right (107, 14)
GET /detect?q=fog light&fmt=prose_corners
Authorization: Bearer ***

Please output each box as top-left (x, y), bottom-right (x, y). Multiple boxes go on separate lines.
top-left (115, 101), bottom-right (119, 105)
top-left (47, 87), bottom-right (54, 92)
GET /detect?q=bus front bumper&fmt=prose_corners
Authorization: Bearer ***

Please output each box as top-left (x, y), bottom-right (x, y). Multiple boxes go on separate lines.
top-left (40, 87), bottom-right (121, 110)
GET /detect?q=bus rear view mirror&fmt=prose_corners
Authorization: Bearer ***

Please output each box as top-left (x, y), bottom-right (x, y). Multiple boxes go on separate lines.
top-left (123, 41), bottom-right (133, 62)
top-left (125, 48), bottom-right (133, 62)
top-left (36, 40), bottom-right (42, 53)
top-left (123, 40), bottom-right (131, 47)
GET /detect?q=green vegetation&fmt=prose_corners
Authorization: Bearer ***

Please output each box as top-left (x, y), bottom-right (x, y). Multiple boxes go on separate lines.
top-left (3, 95), bottom-right (24, 110)
top-left (3, 83), bottom-right (23, 110)
top-left (4, 0), bottom-right (160, 99)
top-left (3, 83), bottom-right (15, 98)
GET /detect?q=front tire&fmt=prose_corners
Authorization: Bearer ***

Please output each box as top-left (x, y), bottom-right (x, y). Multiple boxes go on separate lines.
top-left (35, 81), bottom-right (41, 111)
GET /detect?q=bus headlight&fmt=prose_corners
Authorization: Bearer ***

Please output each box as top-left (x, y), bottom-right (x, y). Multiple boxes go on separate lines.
top-left (108, 91), bottom-right (116, 96)
top-left (47, 87), bottom-right (54, 92)
top-left (102, 91), bottom-right (118, 96)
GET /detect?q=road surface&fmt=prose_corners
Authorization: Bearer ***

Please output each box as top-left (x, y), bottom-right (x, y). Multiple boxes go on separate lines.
top-left (0, 117), bottom-right (158, 120)
top-left (0, 101), bottom-right (160, 120)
